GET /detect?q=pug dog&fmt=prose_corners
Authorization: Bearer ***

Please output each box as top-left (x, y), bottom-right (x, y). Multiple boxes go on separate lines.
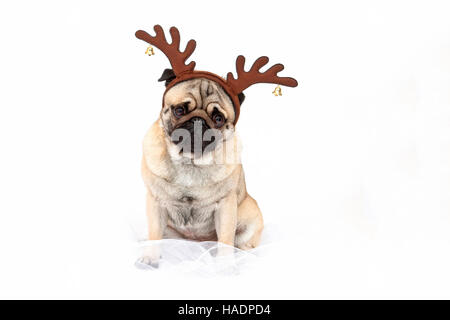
top-left (135, 25), bottom-right (297, 267)
top-left (138, 73), bottom-right (264, 267)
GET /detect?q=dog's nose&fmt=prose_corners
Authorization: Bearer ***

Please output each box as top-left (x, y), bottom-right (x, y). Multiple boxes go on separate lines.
top-left (172, 116), bottom-right (216, 154)
top-left (185, 117), bottom-right (210, 131)
top-left (190, 117), bottom-right (207, 126)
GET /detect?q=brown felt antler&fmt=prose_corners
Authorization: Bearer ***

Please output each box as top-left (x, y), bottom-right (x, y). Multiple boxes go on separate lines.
top-left (226, 55), bottom-right (298, 93)
top-left (135, 25), bottom-right (196, 75)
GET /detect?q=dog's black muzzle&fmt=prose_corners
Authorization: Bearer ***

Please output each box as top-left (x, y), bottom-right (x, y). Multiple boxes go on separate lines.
top-left (171, 117), bottom-right (217, 154)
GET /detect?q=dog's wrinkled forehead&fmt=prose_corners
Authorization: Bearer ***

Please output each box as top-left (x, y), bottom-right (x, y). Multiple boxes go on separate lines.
top-left (163, 78), bottom-right (235, 122)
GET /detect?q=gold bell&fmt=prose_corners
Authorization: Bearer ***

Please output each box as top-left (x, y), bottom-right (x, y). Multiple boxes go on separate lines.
top-left (145, 45), bottom-right (155, 56)
top-left (272, 85), bottom-right (282, 96)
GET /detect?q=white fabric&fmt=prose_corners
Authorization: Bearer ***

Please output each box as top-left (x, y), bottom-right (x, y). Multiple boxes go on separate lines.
top-left (132, 224), bottom-right (278, 276)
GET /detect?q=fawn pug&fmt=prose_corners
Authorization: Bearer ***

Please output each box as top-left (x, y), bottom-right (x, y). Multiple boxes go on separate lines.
top-left (139, 77), bottom-right (263, 267)
top-left (135, 25), bottom-right (297, 267)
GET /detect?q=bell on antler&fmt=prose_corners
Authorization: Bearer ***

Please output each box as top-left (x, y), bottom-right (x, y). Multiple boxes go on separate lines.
top-left (145, 45), bottom-right (155, 56)
top-left (272, 85), bottom-right (282, 96)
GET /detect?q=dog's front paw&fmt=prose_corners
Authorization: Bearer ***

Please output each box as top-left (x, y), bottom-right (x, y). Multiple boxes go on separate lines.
top-left (135, 246), bottom-right (161, 270)
top-left (135, 255), bottom-right (160, 269)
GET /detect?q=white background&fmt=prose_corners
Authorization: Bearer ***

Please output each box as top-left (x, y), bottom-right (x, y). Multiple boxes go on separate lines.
top-left (1, 0), bottom-right (450, 299)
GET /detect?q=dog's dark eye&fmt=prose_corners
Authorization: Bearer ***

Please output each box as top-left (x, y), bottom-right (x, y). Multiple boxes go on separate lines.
top-left (213, 113), bottom-right (225, 127)
top-left (173, 106), bottom-right (186, 118)
top-left (172, 102), bottom-right (190, 118)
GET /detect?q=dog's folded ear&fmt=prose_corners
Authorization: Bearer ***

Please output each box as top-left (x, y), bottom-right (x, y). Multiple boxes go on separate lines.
top-left (158, 69), bottom-right (176, 87)
top-left (238, 92), bottom-right (245, 105)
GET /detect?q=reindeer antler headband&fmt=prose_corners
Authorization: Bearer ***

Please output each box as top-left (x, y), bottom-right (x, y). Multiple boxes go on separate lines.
top-left (135, 25), bottom-right (298, 124)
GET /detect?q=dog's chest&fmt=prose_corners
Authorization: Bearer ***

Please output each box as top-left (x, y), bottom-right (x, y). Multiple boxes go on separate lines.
top-left (158, 163), bottom-right (233, 238)
top-left (163, 187), bottom-right (219, 240)
top-left (165, 201), bottom-right (217, 239)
